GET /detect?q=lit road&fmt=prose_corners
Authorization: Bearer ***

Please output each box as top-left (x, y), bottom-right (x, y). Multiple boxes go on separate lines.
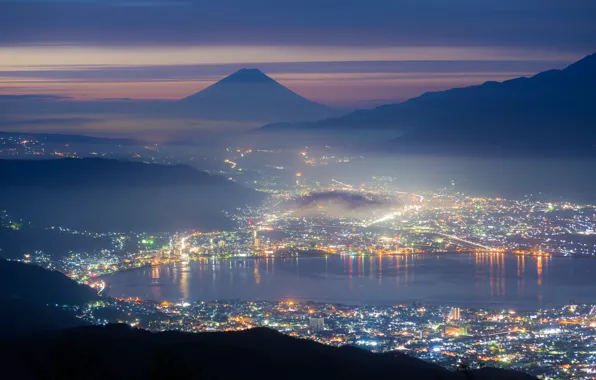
top-left (430, 233), bottom-right (487, 250)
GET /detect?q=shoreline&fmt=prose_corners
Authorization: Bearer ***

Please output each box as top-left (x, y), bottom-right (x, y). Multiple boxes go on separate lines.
top-left (100, 294), bottom-right (593, 312)
top-left (98, 253), bottom-right (596, 311)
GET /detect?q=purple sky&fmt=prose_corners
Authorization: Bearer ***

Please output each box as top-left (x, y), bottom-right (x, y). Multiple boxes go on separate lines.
top-left (1, 0), bottom-right (595, 107)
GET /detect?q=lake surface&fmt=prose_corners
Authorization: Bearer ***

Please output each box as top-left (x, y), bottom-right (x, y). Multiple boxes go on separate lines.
top-left (103, 254), bottom-right (596, 308)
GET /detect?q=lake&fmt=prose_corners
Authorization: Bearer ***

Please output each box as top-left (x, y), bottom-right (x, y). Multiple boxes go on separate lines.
top-left (102, 253), bottom-right (596, 308)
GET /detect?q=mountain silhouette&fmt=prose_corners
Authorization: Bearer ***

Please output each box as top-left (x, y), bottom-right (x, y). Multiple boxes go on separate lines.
top-left (0, 295), bottom-right (89, 337)
top-left (261, 53), bottom-right (596, 153)
top-left (0, 324), bottom-right (537, 380)
top-left (0, 158), bottom-right (264, 231)
top-left (0, 261), bottom-right (537, 379)
top-left (176, 68), bottom-right (343, 122)
top-left (0, 131), bottom-right (138, 145)
top-left (0, 259), bottom-right (99, 306)
top-left (0, 259), bottom-right (95, 336)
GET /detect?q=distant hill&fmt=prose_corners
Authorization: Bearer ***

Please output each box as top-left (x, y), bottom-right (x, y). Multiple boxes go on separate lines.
top-left (0, 131), bottom-right (139, 145)
top-left (0, 157), bottom-right (228, 187)
top-left (0, 72), bottom-right (343, 131)
top-left (0, 324), bottom-right (537, 380)
top-left (0, 224), bottom-right (114, 259)
top-left (0, 158), bottom-right (264, 231)
top-left (260, 53), bottom-right (596, 153)
top-left (176, 68), bottom-right (343, 122)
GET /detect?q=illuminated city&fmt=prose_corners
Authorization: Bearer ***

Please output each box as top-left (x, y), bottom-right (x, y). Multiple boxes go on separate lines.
top-left (62, 298), bottom-right (596, 379)
top-left (4, 145), bottom-right (596, 380)
top-left (2, 3), bottom-right (596, 375)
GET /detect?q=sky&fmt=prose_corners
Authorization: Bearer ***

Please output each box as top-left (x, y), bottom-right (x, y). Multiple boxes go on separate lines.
top-left (1, 0), bottom-right (596, 108)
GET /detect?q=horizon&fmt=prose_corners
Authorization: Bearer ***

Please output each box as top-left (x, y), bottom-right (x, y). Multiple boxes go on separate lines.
top-left (0, 54), bottom-right (588, 108)
top-left (2, 0), bottom-right (596, 109)
top-left (1, 51), bottom-right (593, 143)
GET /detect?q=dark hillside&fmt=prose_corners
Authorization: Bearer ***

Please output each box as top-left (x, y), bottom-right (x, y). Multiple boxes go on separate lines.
top-left (0, 158), bottom-right (265, 231)
top-left (0, 325), bottom-right (537, 380)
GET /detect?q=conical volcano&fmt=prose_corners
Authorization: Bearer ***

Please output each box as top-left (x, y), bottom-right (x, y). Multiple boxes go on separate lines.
top-left (176, 69), bottom-right (341, 122)
top-left (214, 68), bottom-right (277, 84)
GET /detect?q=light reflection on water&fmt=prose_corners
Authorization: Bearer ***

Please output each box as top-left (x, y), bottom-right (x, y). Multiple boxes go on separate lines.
top-left (103, 253), bottom-right (596, 308)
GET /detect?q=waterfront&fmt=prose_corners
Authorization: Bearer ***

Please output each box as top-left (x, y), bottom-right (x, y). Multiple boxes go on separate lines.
top-left (103, 253), bottom-right (596, 308)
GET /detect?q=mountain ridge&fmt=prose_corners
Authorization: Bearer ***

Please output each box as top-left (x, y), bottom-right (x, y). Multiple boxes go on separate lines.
top-left (0, 259), bottom-right (99, 306)
top-left (194, 68), bottom-right (276, 86)
top-left (0, 131), bottom-right (140, 145)
top-left (0, 158), bottom-right (264, 231)
top-left (0, 324), bottom-right (537, 380)
top-left (176, 68), bottom-right (344, 122)
top-left (259, 52), bottom-right (596, 152)
top-left (0, 259), bottom-right (94, 337)
top-left (0, 157), bottom-right (229, 187)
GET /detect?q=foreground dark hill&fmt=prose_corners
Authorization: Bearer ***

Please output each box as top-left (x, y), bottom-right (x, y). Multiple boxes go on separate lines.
top-left (0, 259), bottom-right (98, 305)
top-left (176, 68), bottom-right (342, 122)
top-left (0, 259), bottom-right (95, 336)
top-left (0, 261), bottom-right (535, 379)
top-left (0, 158), bottom-right (264, 231)
top-left (0, 295), bottom-right (88, 337)
top-left (261, 53), bottom-right (596, 153)
top-left (0, 324), bottom-right (536, 380)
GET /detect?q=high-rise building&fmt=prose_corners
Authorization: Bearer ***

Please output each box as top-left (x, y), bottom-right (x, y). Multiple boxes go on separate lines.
top-left (309, 317), bottom-right (324, 332)
top-left (448, 307), bottom-right (461, 321)
top-left (253, 230), bottom-right (259, 248)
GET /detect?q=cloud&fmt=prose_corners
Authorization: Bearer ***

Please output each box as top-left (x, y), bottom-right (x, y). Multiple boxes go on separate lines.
top-left (297, 191), bottom-right (387, 209)
top-left (3, 0), bottom-right (593, 107)
top-left (0, 60), bottom-right (570, 79)
top-left (0, 1), bottom-right (595, 50)
top-left (287, 190), bottom-right (401, 219)
top-left (0, 59), bottom-right (574, 106)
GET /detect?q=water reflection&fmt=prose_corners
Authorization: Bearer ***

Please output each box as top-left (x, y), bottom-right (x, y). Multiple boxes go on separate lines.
top-left (517, 255), bottom-right (525, 300)
top-left (537, 256), bottom-right (543, 286)
top-left (254, 261), bottom-right (261, 285)
top-left (151, 264), bottom-right (161, 299)
top-left (105, 253), bottom-right (596, 308)
top-left (378, 255), bottom-right (382, 285)
top-left (179, 263), bottom-right (189, 300)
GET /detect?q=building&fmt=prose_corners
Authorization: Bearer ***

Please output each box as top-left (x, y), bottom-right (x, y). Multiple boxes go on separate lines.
top-left (444, 324), bottom-right (469, 337)
top-left (448, 307), bottom-right (461, 322)
top-left (309, 317), bottom-right (325, 332)
top-left (253, 230), bottom-right (259, 248)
